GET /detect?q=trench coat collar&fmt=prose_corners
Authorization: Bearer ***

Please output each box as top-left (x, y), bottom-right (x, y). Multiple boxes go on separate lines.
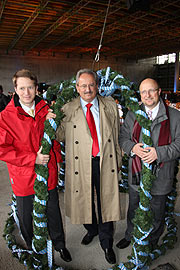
top-left (69, 96), bottom-right (92, 137)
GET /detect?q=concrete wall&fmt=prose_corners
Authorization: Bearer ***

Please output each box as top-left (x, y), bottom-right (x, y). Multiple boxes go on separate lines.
top-left (0, 51), bottom-right (156, 94)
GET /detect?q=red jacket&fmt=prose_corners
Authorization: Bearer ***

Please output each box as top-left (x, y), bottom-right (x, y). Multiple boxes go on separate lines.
top-left (0, 94), bottom-right (62, 196)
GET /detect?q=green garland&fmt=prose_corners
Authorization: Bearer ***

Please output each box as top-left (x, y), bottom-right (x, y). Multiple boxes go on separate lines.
top-left (3, 67), bottom-right (178, 270)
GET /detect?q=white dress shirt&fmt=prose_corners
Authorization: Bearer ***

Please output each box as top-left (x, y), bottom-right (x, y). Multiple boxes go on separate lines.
top-left (80, 97), bottom-right (101, 156)
top-left (131, 101), bottom-right (160, 156)
top-left (145, 102), bottom-right (160, 121)
top-left (19, 101), bottom-right (35, 116)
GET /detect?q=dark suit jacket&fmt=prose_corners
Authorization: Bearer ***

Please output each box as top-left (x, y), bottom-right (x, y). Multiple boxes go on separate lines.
top-left (120, 98), bottom-right (180, 195)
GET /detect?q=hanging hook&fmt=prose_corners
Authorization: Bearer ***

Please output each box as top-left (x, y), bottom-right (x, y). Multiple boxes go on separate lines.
top-left (94, 44), bottom-right (102, 62)
top-left (93, 0), bottom-right (111, 65)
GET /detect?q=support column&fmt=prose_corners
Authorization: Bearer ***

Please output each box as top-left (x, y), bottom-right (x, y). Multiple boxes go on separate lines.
top-left (174, 52), bottom-right (179, 92)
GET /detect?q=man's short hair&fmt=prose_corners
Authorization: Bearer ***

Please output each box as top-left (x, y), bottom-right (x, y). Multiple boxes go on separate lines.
top-left (12, 69), bottom-right (38, 87)
top-left (76, 69), bottom-right (99, 85)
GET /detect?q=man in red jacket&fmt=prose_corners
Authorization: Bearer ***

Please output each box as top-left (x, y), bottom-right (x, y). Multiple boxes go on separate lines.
top-left (0, 69), bottom-right (72, 262)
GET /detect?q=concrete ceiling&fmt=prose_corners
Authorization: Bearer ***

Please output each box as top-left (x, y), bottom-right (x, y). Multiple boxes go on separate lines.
top-left (1, 0), bottom-right (180, 60)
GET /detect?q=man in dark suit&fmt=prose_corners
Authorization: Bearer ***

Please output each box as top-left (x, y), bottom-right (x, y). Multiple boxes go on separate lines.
top-left (117, 78), bottom-right (180, 249)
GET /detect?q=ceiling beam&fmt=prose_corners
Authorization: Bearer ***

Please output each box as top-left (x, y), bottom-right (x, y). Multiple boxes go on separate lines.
top-left (105, 20), bottom-right (180, 48)
top-left (74, 0), bottom-right (180, 47)
top-left (48, 0), bottom-right (175, 50)
top-left (8, 0), bottom-right (50, 50)
top-left (74, 15), bottom-right (135, 47)
top-left (105, 32), bottom-right (180, 59)
top-left (46, 0), bottom-right (124, 49)
top-left (0, 0), bottom-right (7, 21)
top-left (100, 1), bottom-right (180, 49)
top-left (26, 0), bottom-right (91, 51)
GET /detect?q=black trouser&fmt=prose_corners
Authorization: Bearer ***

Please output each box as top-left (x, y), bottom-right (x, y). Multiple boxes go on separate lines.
top-left (84, 157), bottom-right (114, 250)
top-left (16, 187), bottom-right (65, 250)
top-left (125, 185), bottom-right (166, 246)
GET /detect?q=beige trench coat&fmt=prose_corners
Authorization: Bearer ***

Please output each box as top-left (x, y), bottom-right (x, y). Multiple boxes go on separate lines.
top-left (56, 95), bottom-right (122, 224)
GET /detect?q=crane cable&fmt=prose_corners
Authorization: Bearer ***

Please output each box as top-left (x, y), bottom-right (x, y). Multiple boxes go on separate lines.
top-left (93, 0), bottom-right (111, 68)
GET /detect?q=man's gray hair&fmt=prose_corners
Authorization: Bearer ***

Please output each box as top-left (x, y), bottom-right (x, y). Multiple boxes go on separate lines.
top-left (76, 69), bottom-right (99, 85)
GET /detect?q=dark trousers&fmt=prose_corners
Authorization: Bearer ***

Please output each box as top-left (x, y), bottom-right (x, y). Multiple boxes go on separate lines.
top-left (16, 187), bottom-right (65, 250)
top-left (125, 185), bottom-right (166, 246)
top-left (84, 157), bottom-right (114, 250)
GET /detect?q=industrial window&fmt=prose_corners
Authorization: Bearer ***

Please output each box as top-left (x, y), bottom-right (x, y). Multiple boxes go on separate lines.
top-left (156, 53), bottom-right (176, 64)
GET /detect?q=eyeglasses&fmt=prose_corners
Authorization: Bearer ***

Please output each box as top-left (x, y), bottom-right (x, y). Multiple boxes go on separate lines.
top-left (140, 88), bottom-right (159, 96)
top-left (77, 83), bottom-right (96, 90)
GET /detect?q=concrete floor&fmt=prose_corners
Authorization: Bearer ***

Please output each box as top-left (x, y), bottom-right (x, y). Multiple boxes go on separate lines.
top-left (0, 160), bottom-right (180, 270)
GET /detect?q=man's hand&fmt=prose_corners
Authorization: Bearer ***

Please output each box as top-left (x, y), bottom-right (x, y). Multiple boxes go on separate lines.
top-left (35, 146), bottom-right (50, 165)
top-left (132, 143), bottom-right (149, 159)
top-left (141, 147), bottom-right (158, 164)
top-left (46, 109), bottom-right (56, 120)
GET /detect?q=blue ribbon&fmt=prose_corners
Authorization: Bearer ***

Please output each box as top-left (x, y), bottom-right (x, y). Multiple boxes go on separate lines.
top-left (36, 174), bottom-right (47, 185)
top-left (47, 240), bottom-right (53, 269)
top-left (34, 220), bottom-right (47, 228)
top-left (49, 118), bottom-right (57, 131)
top-left (34, 195), bottom-right (46, 206)
top-left (43, 132), bottom-right (52, 145)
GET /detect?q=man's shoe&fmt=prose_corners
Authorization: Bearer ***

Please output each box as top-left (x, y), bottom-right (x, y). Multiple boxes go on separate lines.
top-left (104, 248), bottom-right (116, 264)
top-left (81, 233), bottom-right (96, 245)
top-left (59, 248), bottom-right (72, 262)
top-left (116, 238), bottom-right (131, 249)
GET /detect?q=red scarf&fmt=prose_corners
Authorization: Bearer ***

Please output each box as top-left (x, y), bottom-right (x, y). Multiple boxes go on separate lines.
top-left (132, 103), bottom-right (171, 185)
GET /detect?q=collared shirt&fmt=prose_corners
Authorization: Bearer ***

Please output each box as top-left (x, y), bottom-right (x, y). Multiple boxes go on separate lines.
top-left (145, 102), bottom-right (160, 121)
top-left (80, 97), bottom-right (100, 156)
top-left (19, 101), bottom-right (35, 116)
top-left (131, 101), bottom-right (160, 156)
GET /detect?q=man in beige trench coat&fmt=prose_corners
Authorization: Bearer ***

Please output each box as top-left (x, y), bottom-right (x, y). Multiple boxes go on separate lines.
top-left (56, 68), bottom-right (122, 264)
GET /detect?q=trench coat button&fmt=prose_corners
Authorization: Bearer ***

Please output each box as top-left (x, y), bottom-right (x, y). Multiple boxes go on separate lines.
top-left (110, 154), bottom-right (113, 158)
top-left (111, 169), bottom-right (115, 173)
top-left (108, 139), bottom-right (111, 142)
top-left (75, 171), bottom-right (78, 175)
top-left (76, 190), bottom-right (78, 193)
top-left (75, 141), bottom-right (79, 144)
top-left (75, 156), bottom-right (78, 160)
top-left (74, 125), bottom-right (76, 128)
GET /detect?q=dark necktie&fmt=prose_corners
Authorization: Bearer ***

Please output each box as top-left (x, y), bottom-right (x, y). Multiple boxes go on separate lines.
top-left (86, 103), bottom-right (99, 157)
